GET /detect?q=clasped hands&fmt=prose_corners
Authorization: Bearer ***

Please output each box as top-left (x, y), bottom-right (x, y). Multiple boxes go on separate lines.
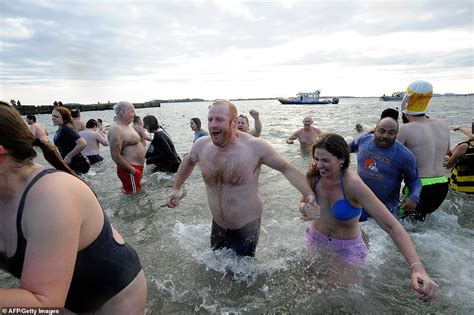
top-left (300, 195), bottom-right (321, 221)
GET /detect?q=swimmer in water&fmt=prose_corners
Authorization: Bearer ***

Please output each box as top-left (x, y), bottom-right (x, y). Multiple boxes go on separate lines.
top-left (286, 116), bottom-right (322, 150)
top-left (237, 109), bottom-right (262, 137)
top-left (301, 133), bottom-right (438, 301)
top-left (0, 101), bottom-right (147, 312)
top-left (168, 99), bottom-right (316, 257)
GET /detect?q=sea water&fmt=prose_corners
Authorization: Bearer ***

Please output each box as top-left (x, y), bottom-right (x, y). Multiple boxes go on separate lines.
top-left (1, 96), bottom-right (473, 313)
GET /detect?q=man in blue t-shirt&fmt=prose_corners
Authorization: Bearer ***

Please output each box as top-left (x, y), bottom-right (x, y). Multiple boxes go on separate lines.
top-left (349, 117), bottom-right (421, 220)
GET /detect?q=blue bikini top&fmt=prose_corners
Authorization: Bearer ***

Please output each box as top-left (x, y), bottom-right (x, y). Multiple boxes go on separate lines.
top-left (315, 172), bottom-right (362, 221)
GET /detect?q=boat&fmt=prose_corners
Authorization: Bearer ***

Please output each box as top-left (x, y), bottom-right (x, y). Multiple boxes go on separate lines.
top-left (380, 91), bottom-right (405, 101)
top-left (278, 90), bottom-right (339, 105)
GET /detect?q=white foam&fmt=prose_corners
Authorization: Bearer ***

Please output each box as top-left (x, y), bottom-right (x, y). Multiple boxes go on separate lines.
top-left (172, 221), bottom-right (292, 284)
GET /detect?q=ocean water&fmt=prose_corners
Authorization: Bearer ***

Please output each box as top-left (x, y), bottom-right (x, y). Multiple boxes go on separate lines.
top-left (2, 96), bottom-right (473, 313)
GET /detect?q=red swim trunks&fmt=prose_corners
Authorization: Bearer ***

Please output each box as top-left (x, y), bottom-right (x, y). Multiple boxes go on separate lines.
top-left (117, 165), bottom-right (144, 194)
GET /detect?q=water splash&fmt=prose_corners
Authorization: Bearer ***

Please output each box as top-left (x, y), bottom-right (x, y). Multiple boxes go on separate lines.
top-left (172, 221), bottom-right (290, 284)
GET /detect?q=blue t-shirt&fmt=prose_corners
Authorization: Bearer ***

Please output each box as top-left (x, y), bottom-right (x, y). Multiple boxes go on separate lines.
top-left (349, 133), bottom-right (421, 216)
top-left (193, 130), bottom-right (208, 143)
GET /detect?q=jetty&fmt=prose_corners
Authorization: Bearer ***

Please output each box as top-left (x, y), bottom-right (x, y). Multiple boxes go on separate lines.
top-left (13, 100), bottom-right (161, 115)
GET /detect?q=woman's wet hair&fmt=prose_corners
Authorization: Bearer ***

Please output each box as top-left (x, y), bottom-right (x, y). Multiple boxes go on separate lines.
top-left (0, 101), bottom-right (75, 174)
top-left (53, 106), bottom-right (73, 125)
top-left (306, 133), bottom-right (350, 184)
top-left (86, 119), bottom-right (98, 129)
top-left (143, 115), bottom-right (159, 132)
top-left (191, 117), bottom-right (202, 130)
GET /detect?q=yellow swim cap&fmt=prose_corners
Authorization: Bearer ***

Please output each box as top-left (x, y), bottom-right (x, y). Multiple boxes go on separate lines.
top-left (401, 80), bottom-right (433, 115)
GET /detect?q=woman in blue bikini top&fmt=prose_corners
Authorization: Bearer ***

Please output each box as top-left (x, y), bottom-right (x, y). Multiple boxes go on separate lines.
top-left (299, 133), bottom-right (439, 302)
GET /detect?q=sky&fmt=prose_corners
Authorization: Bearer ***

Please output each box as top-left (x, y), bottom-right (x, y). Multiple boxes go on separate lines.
top-left (0, 0), bottom-right (473, 104)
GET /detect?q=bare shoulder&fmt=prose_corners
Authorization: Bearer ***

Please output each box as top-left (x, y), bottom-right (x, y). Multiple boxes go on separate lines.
top-left (241, 132), bottom-right (270, 146)
top-left (108, 123), bottom-right (118, 134)
top-left (190, 135), bottom-right (212, 160)
top-left (343, 170), bottom-right (366, 194)
top-left (29, 171), bottom-right (88, 198)
top-left (398, 123), bottom-right (413, 140)
top-left (244, 134), bottom-right (278, 158)
top-left (430, 117), bottom-right (449, 129)
top-left (22, 172), bottom-right (89, 227)
top-left (295, 128), bottom-right (305, 134)
top-left (107, 123), bottom-right (122, 138)
top-left (193, 135), bottom-right (211, 151)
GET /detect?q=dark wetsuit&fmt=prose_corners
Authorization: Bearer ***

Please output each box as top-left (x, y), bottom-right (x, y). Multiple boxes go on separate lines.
top-left (210, 218), bottom-right (261, 257)
top-left (145, 129), bottom-right (181, 173)
top-left (0, 169), bottom-right (142, 313)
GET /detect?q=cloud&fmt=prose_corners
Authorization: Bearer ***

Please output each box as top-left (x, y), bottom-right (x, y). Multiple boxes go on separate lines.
top-left (0, 0), bottom-right (472, 103)
top-left (0, 18), bottom-right (33, 40)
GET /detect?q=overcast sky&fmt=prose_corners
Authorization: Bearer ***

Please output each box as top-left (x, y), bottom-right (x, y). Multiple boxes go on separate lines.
top-left (1, 0), bottom-right (472, 104)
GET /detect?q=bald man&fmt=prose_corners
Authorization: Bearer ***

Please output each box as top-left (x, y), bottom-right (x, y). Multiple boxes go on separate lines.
top-left (108, 101), bottom-right (145, 194)
top-left (349, 117), bottom-right (421, 221)
top-left (286, 116), bottom-right (322, 149)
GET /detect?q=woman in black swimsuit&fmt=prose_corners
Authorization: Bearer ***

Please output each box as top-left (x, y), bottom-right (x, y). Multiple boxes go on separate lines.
top-left (0, 102), bottom-right (147, 313)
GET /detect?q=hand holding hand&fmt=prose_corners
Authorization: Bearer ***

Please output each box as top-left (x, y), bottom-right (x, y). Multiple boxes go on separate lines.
top-left (300, 200), bottom-right (321, 221)
top-left (411, 265), bottom-right (439, 302)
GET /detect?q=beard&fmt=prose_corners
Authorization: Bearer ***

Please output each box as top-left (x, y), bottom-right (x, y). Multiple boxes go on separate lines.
top-left (402, 113), bottom-right (409, 124)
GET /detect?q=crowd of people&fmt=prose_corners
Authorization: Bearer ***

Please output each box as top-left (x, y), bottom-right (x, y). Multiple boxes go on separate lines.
top-left (2, 79), bottom-right (473, 311)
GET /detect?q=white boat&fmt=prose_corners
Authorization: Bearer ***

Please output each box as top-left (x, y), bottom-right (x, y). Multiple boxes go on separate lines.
top-left (278, 90), bottom-right (339, 105)
top-left (380, 91), bottom-right (405, 101)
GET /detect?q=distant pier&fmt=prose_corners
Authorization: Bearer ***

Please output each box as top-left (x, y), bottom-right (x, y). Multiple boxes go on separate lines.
top-left (13, 100), bottom-right (161, 115)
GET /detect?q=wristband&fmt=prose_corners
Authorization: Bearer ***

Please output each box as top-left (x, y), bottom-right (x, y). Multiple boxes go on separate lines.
top-left (410, 261), bottom-right (422, 271)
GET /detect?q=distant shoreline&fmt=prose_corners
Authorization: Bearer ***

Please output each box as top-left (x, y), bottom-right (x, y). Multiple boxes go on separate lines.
top-left (13, 93), bottom-right (474, 113)
top-left (13, 100), bottom-right (161, 115)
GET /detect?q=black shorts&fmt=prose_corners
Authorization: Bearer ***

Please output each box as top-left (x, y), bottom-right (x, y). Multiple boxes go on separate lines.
top-left (210, 218), bottom-right (261, 257)
top-left (70, 154), bottom-right (90, 174)
top-left (87, 154), bottom-right (104, 165)
top-left (405, 181), bottom-right (448, 221)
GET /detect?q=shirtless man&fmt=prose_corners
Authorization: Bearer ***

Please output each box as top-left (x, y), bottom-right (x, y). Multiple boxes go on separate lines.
top-left (237, 109), bottom-right (262, 137)
top-left (133, 115), bottom-right (152, 146)
top-left (167, 99), bottom-right (316, 257)
top-left (71, 109), bottom-right (86, 132)
top-left (79, 119), bottom-right (109, 165)
top-left (25, 114), bottom-right (49, 142)
top-left (286, 116), bottom-right (322, 149)
top-left (397, 80), bottom-right (450, 221)
top-left (108, 101), bottom-right (146, 194)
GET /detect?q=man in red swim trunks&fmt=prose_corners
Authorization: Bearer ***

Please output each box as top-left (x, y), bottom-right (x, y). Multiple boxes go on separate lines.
top-left (108, 101), bottom-right (146, 194)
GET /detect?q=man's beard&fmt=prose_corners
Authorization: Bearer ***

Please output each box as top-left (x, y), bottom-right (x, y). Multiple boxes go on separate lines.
top-left (402, 113), bottom-right (409, 124)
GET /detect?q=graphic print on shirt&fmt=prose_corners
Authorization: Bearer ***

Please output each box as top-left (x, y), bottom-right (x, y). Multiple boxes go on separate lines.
top-left (364, 159), bottom-right (378, 172)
